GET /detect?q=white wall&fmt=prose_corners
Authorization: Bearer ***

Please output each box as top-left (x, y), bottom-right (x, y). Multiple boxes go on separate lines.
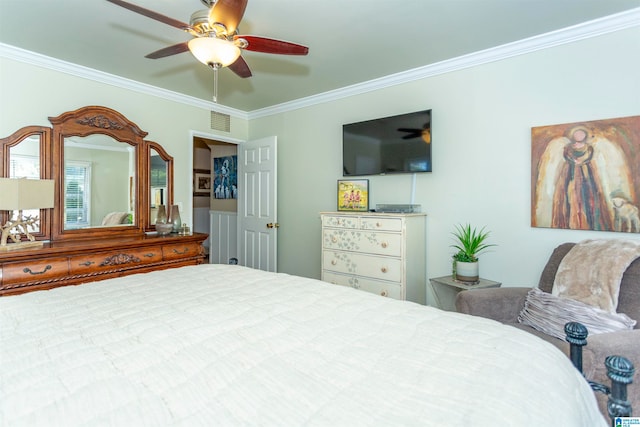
top-left (248, 27), bottom-right (640, 302)
top-left (0, 57), bottom-right (249, 228)
top-left (2, 27), bottom-right (639, 306)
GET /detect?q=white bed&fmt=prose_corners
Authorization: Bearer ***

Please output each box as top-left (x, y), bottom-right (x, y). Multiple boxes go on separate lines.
top-left (1, 264), bottom-right (606, 426)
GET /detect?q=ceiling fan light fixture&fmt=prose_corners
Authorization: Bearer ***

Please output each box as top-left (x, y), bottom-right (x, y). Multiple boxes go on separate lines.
top-left (188, 37), bottom-right (241, 68)
top-left (422, 129), bottom-right (431, 144)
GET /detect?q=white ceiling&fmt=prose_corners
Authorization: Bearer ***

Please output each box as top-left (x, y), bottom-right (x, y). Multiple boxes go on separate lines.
top-left (1, 0), bottom-right (639, 112)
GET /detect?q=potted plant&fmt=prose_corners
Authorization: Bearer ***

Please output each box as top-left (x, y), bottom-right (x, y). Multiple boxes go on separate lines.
top-left (451, 224), bottom-right (496, 282)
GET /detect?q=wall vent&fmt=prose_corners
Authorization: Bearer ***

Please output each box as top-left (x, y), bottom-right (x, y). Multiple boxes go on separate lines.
top-left (211, 111), bottom-right (231, 132)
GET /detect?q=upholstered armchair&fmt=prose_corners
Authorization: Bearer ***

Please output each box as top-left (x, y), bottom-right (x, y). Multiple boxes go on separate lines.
top-left (455, 242), bottom-right (640, 418)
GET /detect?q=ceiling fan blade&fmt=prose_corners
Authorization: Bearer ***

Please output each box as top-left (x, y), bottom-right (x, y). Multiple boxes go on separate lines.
top-left (106, 0), bottom-right (189, 30)
top-left (228, 56), bottom-right (252, 78)
top-left (209, 0), bottom-right (248, 35)
top-left (145, 42), bottom-right (190, 59)
top-left (236, 36), bottom-right (309, 55)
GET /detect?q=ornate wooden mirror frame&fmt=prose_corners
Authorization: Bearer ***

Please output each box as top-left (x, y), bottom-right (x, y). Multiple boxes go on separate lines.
top-left (0, 126), bottom-right (52, 241)
top-left (0, 105), bottom-right (174, 244)
top-left (147, 140), bottom-right (174, 225)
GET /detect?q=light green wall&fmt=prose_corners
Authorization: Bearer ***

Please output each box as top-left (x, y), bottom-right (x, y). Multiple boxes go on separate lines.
top-left (0, 58), bottom-right (249, 227)
top-left (248, 27), bottom-right (640, 303)
top-left (1, 27), bottom-right (639, 305)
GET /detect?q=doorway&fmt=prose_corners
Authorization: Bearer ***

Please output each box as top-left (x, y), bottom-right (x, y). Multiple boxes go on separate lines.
top-left (191, 133), bottom-right (278, 271)
top-left (192, 136), bottom-right (238, 264)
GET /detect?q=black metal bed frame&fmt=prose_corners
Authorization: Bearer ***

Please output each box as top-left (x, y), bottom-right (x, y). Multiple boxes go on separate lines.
top-left (565, 322), bottom-right (635, 424)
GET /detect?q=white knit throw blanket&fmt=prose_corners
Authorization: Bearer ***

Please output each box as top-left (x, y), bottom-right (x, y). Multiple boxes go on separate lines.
top-left (552, 239), bottom-right (640, 313)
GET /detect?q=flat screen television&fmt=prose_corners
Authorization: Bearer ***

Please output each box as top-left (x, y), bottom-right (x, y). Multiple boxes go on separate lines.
top-left (343, 109), bottom-right (432, 176)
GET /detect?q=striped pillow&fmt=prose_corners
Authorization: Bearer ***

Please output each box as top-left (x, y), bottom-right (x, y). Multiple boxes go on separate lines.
top-left (517, 288), bottom-right (636, 340)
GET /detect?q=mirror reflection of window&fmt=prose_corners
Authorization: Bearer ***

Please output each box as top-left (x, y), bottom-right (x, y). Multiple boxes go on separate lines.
top-left (150, 154), bottom-right (167, 187)
top-left (65, 162), bottom-right (91, 229)
top-left (150, 150), bottom-right (168, 223)
top-left (9, 137), bottom-right (41, 233)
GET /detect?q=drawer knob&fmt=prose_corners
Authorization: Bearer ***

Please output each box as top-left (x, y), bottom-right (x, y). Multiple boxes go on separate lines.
top-left (172, 247), bottom-right (189, 255)
top-left (144, 253), bottom-right (155, 258)
top-left (23, 265), bottom-right (52, 275)
top-left (381, 267), bottom-right (388, 273)
top-left (376, 222), bottom-right (382, 227)
top-left (380, 290), bottom-right (388, 297)
top-left (331, 260), bottom-right (337, 266)
top-left (79, 261), bottom-right (94, 267)
top-left (381, 242), bottom-right (388, 248)
top-left (331, 236), bottom-right (337, 243)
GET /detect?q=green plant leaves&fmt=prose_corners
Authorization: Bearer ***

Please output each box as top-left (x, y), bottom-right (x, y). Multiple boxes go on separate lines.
top-left (450, 223), bottom-right (496, 262)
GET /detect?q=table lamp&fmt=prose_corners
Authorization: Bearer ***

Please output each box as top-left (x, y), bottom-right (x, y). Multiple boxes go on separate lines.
top-left (0, 178), bottom-right (55, 251)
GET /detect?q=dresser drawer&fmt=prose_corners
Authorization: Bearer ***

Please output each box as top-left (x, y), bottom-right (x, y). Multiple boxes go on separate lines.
top-left (322, 271), bottom-right (403, 300)
top-left (321, 215), bottom-right (358, 229)
top-left (162, 242), bottom-right (201, 260)
top-left (323, 229), bottom-right (402, 257)
top-left (69, 248), bottom-right (163, 274)
top-left (360, 217), bottom-right (403, 232)
top-left (2, 257), bottom-right (69, 285)
top-left (323, 251), bottom-right (402, 282)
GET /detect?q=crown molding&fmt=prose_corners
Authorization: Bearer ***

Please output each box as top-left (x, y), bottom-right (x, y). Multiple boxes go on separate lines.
top-left (248, 7), bottom-right (640, 119)
top-left (0, 43), bottom-right (248, 120)
top-left (1, 7), bottom-right (638, 121)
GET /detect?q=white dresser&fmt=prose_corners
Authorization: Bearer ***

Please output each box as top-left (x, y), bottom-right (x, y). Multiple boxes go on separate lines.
top-left (320, 212), bottom-right (426, 304)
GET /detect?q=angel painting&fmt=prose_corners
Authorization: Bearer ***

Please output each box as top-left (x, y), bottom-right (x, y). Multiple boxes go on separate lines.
top-left (531, 116), bottom-right (640, 233)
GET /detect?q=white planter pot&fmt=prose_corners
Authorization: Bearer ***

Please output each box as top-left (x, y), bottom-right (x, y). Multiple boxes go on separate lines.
top-left (455, 261), bottom-right (479, 282)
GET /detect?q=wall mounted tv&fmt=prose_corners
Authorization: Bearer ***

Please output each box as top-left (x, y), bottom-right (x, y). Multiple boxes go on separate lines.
top-left (343, 109), bottom-right (432, 176)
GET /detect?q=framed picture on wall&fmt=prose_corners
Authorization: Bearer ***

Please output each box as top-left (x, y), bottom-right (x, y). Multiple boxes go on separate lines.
top-left (213, 155), bottom-right (238, 199)
top-left (337, 179), bottom-right (369, 212)
top-left (193, 169), bottom-right (211, 197)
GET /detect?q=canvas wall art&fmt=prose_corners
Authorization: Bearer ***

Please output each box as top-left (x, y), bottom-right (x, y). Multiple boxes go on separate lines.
top-left (337, 179), bottom-right (369, 212)
top-left (213, 155), bottom-right (238, 199)
top-left (531, 115), bottom-right (640, 233)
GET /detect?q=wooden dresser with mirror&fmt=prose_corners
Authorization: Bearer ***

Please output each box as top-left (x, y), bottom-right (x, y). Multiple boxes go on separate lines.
top-left (0, 106), bottom-right (207, 296)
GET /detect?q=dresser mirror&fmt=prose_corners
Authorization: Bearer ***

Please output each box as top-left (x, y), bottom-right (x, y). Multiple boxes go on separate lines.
top-left (148, 141), bottom-right (174, 226)
top-left (0, 108), bottom-right (206, 297)
top-left (0, 106), bottom-right (174, 244)
top-left (0, 126), bottom-right (52, 240)
top-left (63, 134), bottom-right (135, 230)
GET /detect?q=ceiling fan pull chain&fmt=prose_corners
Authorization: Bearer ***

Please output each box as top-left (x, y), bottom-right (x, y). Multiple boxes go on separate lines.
top-left (213, 66), bottom-right (219, 104)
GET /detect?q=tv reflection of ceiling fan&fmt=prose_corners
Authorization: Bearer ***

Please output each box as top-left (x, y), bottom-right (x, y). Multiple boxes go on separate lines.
top-left (105, 0), bottom-right (309, 78)
top-left (397, 123), bottom-right (431, 144)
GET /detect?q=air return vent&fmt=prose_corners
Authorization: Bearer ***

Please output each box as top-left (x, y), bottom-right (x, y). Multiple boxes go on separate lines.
top-left (211, 111), bottom-right (231, 132)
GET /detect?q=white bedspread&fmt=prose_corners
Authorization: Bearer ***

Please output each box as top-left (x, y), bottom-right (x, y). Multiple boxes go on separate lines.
top-left (1, 264), bottom-right (606, 426)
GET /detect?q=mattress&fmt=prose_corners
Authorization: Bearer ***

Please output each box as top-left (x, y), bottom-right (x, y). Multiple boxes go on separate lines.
top-left (0, 264), bottom-right (606, 426)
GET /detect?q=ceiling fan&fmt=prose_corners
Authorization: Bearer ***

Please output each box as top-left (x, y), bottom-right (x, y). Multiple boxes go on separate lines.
top-left (105, 0), bottom-right (309, 79)
top-left (397, 123), bottom-right (431, 144)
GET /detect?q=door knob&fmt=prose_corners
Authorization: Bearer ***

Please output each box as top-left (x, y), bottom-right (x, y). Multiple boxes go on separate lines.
top-left (266, 223), bottom-right (280, 229)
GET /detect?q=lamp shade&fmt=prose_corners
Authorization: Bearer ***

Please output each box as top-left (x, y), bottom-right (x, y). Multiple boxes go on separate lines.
top-left (0, 178), bottom-right (55, 210)
top-left (188, 37), bottom-right (241, 67)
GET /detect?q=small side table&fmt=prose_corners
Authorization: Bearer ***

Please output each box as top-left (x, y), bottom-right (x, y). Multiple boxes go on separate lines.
top-left (429, 275), bottom-right (502, 311)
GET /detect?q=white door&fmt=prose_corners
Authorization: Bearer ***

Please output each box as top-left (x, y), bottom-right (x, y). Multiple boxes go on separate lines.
top-left (237, 136), bottom-right (277, 271)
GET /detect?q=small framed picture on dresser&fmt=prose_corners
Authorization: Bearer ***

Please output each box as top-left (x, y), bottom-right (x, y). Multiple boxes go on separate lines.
top-left (337, 179), bottom-right (369, 212)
